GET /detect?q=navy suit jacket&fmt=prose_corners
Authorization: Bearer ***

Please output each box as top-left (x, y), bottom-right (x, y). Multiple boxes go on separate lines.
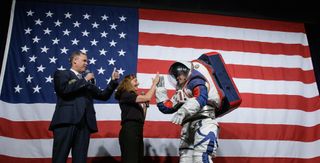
top-left (49, 70), bottom-right (118, 133)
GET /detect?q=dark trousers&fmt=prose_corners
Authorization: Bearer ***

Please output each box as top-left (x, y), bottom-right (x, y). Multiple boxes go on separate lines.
top-left (52, 118), bottom-right (90, 163)
top-left (119, 121), bottom-right (144, 163)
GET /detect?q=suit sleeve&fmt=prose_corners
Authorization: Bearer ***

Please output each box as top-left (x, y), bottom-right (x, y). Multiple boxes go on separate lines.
top-left (90, 79), bottom-right (119, 101)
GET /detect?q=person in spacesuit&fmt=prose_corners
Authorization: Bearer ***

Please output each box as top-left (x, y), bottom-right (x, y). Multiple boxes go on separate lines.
top-left (155, 61), bottom-right (221, 163)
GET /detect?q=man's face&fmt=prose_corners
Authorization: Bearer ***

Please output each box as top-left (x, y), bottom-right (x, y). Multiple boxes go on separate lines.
top-left (72, 54), bottom-right (88, 73)
top-left (177, 74), bottom-right (187, 85)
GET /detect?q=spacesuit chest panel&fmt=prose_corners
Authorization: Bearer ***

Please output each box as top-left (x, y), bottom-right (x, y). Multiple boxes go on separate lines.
top-left (181, 70), bottom-right (206, 99)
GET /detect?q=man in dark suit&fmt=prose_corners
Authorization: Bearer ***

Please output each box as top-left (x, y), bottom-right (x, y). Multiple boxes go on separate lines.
top-left (49, 51), bottom-right (120, 163)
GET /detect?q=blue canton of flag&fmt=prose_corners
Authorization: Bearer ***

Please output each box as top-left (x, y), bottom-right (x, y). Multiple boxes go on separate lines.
top-left (0, 0), bottom-right (138, 103)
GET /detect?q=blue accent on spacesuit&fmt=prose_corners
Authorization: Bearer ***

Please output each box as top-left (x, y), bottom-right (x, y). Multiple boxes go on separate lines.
top-left (194, 120), bottom-right (218, 163)
top-left (192, 84), bottom-right (208, 108)
top-left (156, 69), bottom-right (209, 114)
top-left (157, 102), bottom-right (178, 114)
top-left (187, 70), bottom-right (208, 108)
top-left (198, 53), bottom-right (242, 117)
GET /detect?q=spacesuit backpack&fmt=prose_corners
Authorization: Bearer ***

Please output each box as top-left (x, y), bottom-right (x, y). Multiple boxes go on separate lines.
top-left (192, 51), bottom-right (242, 117)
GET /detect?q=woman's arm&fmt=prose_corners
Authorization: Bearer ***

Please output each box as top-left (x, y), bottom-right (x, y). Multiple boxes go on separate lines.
top-left (141, 103), bottom-right (148, 117)
top-left (136, 73), bottom-right (160, 103)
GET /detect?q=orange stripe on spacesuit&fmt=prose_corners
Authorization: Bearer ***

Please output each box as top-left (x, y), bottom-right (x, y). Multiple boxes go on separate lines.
top-left (193, 86), bottom-right (200, 98)
top-left (163, 100), bottom-right (173, 108)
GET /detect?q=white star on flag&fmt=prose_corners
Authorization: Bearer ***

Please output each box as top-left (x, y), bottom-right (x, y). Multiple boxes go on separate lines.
top-left (26, 10), bottom-right (34, 16)
top-left (35, 19), bottom-right (43, 25)
top-left (119, 32), bottom-right (126, 38)
top-left (49, 56), bottom-right (57, 63)
top-left (52, 38), bottom-right (60, 44)
top-left (82, 30), bottom-right (90, 36)
top-left (21, 45), bottom-right (29, 52)
top-left (40, 46), bottom-right (49, 53)
top-left (43, 28), bottom-right (52, 35)
top-left (18, 65), bottom-right (26, 73)
top-left (32, 85), bottom-right (41, 93)
top-left (45, 76), bottom-right (53, 83)
top-left (118, 49), bottom-right (126, 56)
top-left (54, 20), bottom-right (62, 26)
top-left (60, 47), bottom-right (69, 54)
top-left (37, 65), bottom-right (46, 72)
top-left (83, 13), bottom-right (91, 19)
top-left (89, 57), bottom-right (97, 64)
top-left (108, 58), bottom-right (116, 65)
top-left (32, 36), bottom-right (41, 43)
top-left (119, 15), bottom-right (126, 22)
top-left (90, 39), bottom-right (98, 46)
top-left (64, 12), bottom-right (72, 18)
top-left (73, 21), bottom-right (81, 27)
top-left (109, 40), bottom-right (117, 47)
top-left (97, 67), bottom-right (106, 74)
top-left (80, 47), bottom-right (88, 54)
top-left (99, 49), bottom-right (107, 55)
top-left (92, 22), bottom-right (99, 28)
top-left (24, 28), bottom-right (32, 34)
top-left (29, 55), bottom-right (37, 62)
top-left (71, 38), bottom-right (79, 45)
top-left (45, 11), bottom-right (53, 17)
top-left (14, 85), bottom-right (23, 93)
top-left (63, 29), bottom-right (71, 35)
top-left (101, 14), bottom-right (108, 21)
top-left (26, 75), bottom-right (33, 83)
top-left (110, 23), bottom-right (117, 30)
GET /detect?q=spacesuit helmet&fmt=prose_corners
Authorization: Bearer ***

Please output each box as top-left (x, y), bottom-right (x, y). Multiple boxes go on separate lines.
top-left (168, 61), bottom-right (191, 87)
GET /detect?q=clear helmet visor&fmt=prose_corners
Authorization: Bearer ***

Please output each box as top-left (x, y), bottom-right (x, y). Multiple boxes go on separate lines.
top-left (167, 61), bottom-right (192, 89)
top-left (168, 74), bottom-right (178, 88)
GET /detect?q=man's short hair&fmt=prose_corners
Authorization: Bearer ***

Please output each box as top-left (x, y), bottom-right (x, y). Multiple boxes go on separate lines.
top-left (69, 51), bottom-right (86, 64)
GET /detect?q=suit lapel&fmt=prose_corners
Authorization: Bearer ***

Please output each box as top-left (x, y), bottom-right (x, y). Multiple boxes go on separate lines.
top-left (69, 70), bottom-right (81, 80)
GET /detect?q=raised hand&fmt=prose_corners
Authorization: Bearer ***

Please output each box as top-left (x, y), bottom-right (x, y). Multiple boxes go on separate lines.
top-left (112, 68), bottom-right (120, 80)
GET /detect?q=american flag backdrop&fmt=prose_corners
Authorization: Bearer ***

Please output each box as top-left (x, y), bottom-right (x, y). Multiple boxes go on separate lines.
top-left (1, 0), bottom-right (320, 162)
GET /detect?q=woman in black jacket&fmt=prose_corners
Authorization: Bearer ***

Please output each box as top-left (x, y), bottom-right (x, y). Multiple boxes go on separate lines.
top-left (115, 73), bottom-right (159, 163)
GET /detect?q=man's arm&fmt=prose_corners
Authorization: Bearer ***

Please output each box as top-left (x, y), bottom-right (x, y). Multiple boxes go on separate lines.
top-left (90, 69), bottom-right (120, 101)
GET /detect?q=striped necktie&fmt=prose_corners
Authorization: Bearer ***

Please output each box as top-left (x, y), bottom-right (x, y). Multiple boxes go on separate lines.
top-left (77, 73), bottom-right (82, 79)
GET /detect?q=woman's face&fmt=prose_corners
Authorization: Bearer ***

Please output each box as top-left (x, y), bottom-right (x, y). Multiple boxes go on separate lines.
top-left (130, 78), bottom-right (139, 91)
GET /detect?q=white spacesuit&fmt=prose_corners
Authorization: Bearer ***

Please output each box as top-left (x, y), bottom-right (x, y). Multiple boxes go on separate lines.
top-left (156, 61), bottom-right (223, 163)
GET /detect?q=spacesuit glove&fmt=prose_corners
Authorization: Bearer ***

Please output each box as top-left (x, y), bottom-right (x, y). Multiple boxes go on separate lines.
top-left (157, 76), bottom-right (165, 87)
top-left (156, 87), bottom-right (169, 103)
top-left (171, 107), bottom-right (188, 125)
